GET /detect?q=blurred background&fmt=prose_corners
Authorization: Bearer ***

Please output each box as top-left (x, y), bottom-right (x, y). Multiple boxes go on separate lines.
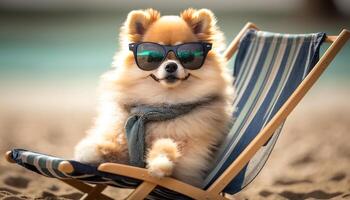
top-left (0, 1), bottom-right (349, 199)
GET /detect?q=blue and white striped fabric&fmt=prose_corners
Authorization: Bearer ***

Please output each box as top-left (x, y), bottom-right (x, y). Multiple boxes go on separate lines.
top-left (10, 149), bottom-right (191, 200)
top-left (203, 29), bottom-right (325, 194)
top-left (9, 29), bottom-right (326, 198)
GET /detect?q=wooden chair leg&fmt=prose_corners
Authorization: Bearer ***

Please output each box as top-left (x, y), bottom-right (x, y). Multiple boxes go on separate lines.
top-left (80, 184), bottom-right (108, 200)
top-left (61, 179), bottom-right (94, 193)
top-left (126, 181), bottom-right (157, 200)
top-left (60, 179), bottom-right (113, 200)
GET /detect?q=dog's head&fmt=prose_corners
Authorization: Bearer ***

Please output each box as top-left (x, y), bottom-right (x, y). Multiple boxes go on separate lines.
top-left (107, 8), bottom-right (230, 104)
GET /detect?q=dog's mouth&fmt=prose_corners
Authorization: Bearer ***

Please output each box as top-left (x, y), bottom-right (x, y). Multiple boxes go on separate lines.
top-left (150, 74), bottom-right (191, 84)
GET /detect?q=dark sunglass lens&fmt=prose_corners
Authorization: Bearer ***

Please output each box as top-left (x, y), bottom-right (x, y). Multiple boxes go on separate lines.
top-left (177, 43), bottom-right (205, 69)
top-left (136, 43), bottom-right (165, 70)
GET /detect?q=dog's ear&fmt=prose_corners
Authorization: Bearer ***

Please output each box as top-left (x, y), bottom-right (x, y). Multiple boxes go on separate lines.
top-left (122, 9), bottom-right (160, 43)
top-left (180, 8), bottom-right (216, 41)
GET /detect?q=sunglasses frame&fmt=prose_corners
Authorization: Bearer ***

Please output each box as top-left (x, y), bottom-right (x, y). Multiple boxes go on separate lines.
top-left (129, 42), bottom-right (212, 71)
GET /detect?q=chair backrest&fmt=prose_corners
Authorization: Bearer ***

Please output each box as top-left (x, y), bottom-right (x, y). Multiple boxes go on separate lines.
top-left (202, 29), bottom-right (326, 194)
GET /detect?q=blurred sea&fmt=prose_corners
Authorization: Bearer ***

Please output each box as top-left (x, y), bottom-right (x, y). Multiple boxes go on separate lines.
top-left (0, 11), bottom-right (349, 109)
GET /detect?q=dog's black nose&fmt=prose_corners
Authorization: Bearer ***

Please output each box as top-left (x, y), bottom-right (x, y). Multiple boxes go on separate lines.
top-left (165, 62), bottom-right (178, 73)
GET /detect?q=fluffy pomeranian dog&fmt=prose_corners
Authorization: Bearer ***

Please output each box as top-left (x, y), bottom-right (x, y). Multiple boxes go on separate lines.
top-left (74, 8), bottom-right (234, 186)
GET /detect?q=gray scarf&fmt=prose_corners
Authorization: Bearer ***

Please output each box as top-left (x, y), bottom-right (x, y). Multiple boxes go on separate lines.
top-left (125, 95), bottom-right (220, 167)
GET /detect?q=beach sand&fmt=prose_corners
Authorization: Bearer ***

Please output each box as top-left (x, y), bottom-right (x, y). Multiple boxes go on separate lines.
top-left (0, 87), bottom-right (349, 200)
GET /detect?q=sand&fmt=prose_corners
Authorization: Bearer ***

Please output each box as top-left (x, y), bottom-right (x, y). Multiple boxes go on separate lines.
top-left (0, 87), bottom-right (349, 200)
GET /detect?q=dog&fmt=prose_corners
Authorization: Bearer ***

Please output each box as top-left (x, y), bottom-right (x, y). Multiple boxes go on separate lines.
top-left (74, 8), bottom-right (235, 186)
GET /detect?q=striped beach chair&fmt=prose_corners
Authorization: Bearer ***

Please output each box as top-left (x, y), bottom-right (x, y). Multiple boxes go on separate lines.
top-left (5, 23), bottom-right (350, 200)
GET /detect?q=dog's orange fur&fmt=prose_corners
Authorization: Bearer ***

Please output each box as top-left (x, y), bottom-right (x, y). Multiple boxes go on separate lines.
top-left (74, 8), bottom-right (235, 186)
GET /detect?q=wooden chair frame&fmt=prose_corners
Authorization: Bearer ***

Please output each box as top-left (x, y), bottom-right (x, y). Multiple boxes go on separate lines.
top-left (5, 22), bottom-right (349, 200)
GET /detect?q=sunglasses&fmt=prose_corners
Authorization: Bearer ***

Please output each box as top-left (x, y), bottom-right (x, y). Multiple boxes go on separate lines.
top-left (129, 42), bottom-right (212, 71)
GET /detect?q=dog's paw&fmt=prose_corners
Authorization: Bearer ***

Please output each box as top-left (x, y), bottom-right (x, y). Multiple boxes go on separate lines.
top-left (74, 139), bottom-right (104, 165)
top-left (147, 154), bottom-right (173, 178)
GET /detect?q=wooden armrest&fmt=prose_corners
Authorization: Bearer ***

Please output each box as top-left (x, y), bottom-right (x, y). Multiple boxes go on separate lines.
top-left (4, 151), bottom-right (16, 163)
top-left (58, 161), bottom-right (74, 173)
top-left (98, 163), bottom-right (225, 200)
